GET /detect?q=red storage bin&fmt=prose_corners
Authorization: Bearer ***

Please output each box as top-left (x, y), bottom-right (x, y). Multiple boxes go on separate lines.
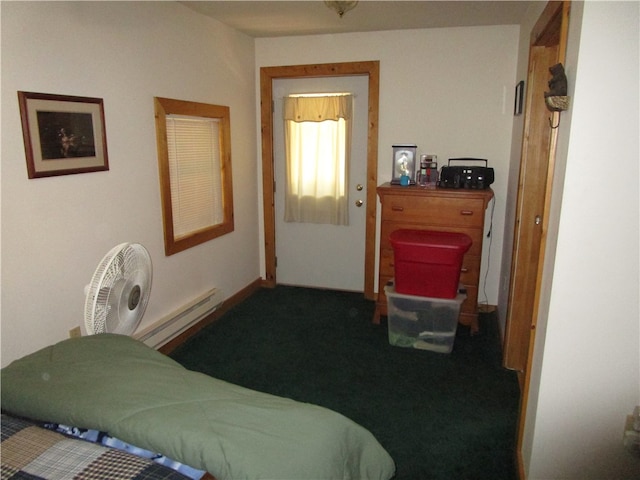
top-left (390, 229), bottom-right (472, 299)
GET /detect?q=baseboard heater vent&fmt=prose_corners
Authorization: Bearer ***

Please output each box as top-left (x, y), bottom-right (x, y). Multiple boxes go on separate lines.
top-left (134, 288), bottom-right (223, 349)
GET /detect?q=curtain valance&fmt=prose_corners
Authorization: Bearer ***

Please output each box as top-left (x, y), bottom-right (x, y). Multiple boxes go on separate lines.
top-left (283, 95), bottom-right (352, 122)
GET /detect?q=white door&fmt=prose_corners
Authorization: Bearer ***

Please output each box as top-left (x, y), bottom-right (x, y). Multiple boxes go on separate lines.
top-left (273, 76), bottom-right (369, 291)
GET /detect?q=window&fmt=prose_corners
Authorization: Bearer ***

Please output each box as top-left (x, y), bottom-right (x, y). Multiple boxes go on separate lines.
top-left (154, 97), bottom-right (233, 255)
top-left (283, 94), bottom-right (352, 225)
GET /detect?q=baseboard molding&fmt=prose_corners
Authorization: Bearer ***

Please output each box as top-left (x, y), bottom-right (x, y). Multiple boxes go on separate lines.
top-left (478, 304), bottom-right (497, 313)
top-left (517, 448), bottom-right (525, 480)
top-left (135, 288), bottom-right (223, 349)
top-left (158, 278), bottom-right (264, 355)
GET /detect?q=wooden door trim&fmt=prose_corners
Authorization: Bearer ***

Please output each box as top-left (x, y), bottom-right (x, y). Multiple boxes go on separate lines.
top-left (504, 43), bottom-right (558, 370)
top-left (259, 61), bottom-right (380, 299)
top-left (531, 1), bottom-right (564, 45)
top-left (514, 2), bottom-right (570, 479)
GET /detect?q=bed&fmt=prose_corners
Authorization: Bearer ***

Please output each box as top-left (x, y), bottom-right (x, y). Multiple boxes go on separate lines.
top-left (1, 414), bottom-right (193, 480)
top-left (1, 333), bottom-right (395, 480)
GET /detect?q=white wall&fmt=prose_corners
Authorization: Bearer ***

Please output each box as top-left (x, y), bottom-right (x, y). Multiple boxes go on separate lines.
top-left (255, 25), bottom-right (520, 303)
top-left (1, 1), bottom-right (260, 366)
top-left (525, 1), bottom-right (640, 477)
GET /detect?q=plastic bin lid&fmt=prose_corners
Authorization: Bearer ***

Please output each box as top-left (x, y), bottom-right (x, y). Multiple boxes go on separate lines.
top-left (384, 280), bottom-right (467, 303)
top-left (390, 229), bottom-right (472, 250)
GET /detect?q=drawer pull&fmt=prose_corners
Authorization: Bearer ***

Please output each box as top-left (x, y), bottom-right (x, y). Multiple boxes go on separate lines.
top-left (391, 205), bottom-right (405, 212)
top-left (460, 267), bottom-right (469, 273)
top-left (460, 210), bottom-right (474, 216)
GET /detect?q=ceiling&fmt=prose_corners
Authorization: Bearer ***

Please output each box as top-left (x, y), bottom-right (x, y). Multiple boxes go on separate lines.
top-left (180, 1), bottom-right (534, 38)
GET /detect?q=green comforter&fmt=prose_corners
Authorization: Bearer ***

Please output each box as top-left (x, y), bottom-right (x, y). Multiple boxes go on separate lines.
top-left (1, 334), bottom-right (395, 480)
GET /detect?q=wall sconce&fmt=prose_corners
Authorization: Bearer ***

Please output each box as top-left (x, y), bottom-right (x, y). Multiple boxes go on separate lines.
top-left (324, 1), bottom-right (359, 18)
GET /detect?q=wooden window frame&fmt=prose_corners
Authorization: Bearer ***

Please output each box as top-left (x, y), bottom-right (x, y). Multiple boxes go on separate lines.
top-left (154, 97), bottom-right (234, 256)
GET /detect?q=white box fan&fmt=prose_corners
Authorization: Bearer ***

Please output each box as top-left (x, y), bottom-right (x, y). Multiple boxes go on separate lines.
top-left (84, 243), bottom-right (152, 335)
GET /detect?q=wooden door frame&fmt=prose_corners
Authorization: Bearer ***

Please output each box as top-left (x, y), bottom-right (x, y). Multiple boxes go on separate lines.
top-left (259, 61), bottom-right (380, 299)
top-left (512, 2), bottom-right (570, 478)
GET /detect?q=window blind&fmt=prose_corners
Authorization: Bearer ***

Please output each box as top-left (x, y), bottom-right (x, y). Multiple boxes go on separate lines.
top-left (166, 115), bottom-right (223, 239)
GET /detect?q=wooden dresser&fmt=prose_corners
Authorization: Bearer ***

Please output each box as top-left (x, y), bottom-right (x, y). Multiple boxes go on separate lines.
top-left (374, 183), bottom-right (494, 333)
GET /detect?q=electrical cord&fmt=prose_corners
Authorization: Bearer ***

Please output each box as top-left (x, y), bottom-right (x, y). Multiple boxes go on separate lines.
top-left (481, 196), bottom-right (496, 308)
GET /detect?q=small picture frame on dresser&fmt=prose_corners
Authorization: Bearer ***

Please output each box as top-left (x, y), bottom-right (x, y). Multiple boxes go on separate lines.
top-left (391, 144), bottom-right (417, 185)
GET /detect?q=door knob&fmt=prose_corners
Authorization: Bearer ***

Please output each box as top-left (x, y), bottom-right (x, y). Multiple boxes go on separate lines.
top-left (355, 199), bottom-right (364, 207)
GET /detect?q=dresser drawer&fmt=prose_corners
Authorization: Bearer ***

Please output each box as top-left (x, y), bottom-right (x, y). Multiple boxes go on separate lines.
top-left (461, 285), bottom-right (478, 314)
top-left (381, 195), bottom-right (485, 228)
top-left (380, 222), bottom-right (483, 256)
top-left (459, 255), bottom-right (481, 285)
top-left (379, 248), bottom-right (395, 277)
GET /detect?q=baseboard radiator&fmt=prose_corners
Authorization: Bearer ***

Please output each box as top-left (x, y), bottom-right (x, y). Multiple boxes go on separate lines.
top-left (134, 288), bottom-right (224, 349)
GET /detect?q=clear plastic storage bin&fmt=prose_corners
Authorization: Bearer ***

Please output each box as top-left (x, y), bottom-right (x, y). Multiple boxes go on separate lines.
top-left (385, 282), bottom-right (466, 353)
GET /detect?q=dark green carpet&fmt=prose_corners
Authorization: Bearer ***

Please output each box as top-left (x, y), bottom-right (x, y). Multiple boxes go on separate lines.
top-left (170, 286), bottom-right (520, 480)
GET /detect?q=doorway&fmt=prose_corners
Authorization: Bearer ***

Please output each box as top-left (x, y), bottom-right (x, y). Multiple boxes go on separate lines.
top-left (502, 1), bottom-right (570, 476)
top-left (504, 1), bottom-right (569, 372)
top-left (260, 61), bottom-right (380, 299)
top-left (273, 76), bottom-right (369, 291)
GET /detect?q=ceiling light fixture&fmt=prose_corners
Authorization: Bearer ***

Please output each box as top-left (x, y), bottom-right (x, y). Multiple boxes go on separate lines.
top-left (324, 1), bottom-right (359, 18)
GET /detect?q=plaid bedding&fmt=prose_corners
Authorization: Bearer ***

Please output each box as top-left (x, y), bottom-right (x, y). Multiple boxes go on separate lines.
top-left (42, 423), bottom-right (206, 479)
top-left (1, 414), bottom-right (190, 480)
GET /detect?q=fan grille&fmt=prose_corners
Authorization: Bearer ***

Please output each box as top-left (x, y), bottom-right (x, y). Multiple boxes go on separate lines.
top-left (84, 243), bottom-right (152, 335)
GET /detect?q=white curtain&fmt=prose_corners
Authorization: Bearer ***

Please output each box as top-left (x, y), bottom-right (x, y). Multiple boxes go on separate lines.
top-left (283, 94), bottom-right (352, 225)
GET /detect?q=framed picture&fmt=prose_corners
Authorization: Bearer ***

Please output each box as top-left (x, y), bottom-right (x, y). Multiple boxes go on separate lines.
top-left (18, 91), bottom-right (109, 178)
top-left (514, 80), bottom-right (525, 116)
top-left (391, 144), bottom-right (417, 185)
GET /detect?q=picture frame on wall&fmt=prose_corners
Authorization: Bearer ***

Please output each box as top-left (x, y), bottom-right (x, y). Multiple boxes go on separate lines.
top-left (18, 91), bottom-right (109, 178)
